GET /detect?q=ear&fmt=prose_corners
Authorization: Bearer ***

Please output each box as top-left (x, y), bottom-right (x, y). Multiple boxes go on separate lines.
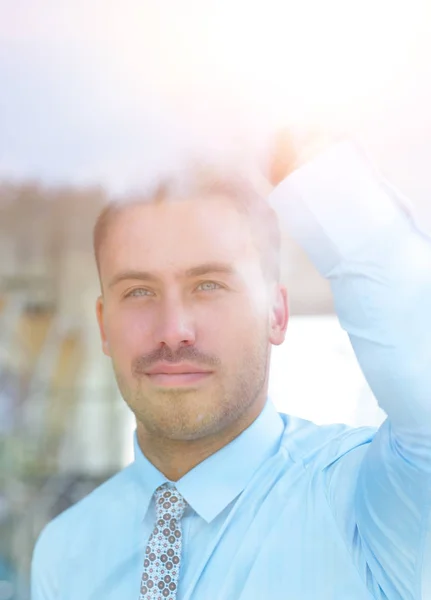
top-left (96, 295), bottom-right (111, 357)
top-left (269, 284), bottom-right (289, 346)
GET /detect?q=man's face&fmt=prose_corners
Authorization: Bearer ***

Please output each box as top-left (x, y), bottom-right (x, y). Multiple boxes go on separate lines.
top-left (96, 194), bottom-right (288, 442)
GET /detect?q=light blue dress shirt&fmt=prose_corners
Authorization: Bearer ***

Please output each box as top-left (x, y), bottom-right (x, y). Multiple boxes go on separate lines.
top-left (31, 142), bottom-right (431, 599)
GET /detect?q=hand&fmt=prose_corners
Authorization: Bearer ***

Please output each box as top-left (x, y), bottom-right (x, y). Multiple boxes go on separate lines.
top-left (267, 127), bottom-right (337, 187)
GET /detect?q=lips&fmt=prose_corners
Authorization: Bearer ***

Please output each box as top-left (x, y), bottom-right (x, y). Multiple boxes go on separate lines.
top-left (144, 363), bottom-right (213, 387)
top-left (145, 363), bottom-right (212, 375)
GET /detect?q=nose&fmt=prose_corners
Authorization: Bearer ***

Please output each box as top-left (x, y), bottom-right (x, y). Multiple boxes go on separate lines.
top-left (152, 296), bottom-right (196, 351)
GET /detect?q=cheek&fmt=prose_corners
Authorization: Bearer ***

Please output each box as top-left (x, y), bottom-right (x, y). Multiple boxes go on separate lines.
top-left (198, 298), bottom-right (267, 346)
top-left (106, 306), bottom-right (153, 355)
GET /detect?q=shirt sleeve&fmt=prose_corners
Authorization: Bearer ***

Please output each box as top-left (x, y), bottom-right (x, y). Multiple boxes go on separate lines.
top-left (268, 141), bottom-right (431, 599)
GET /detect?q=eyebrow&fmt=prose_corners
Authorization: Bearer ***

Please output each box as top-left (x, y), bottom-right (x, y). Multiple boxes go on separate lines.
top-left (108, 262), bottom-right (237, 289)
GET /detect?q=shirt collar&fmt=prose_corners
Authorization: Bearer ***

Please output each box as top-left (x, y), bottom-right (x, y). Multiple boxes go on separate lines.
top-left (131, 397), bottom-right (285, 524)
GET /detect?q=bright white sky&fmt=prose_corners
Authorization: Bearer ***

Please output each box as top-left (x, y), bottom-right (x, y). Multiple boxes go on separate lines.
top-left (0, 0), bottom-right (430, 225)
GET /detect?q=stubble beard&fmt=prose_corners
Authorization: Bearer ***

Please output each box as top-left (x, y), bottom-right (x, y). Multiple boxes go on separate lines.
top-left (114, 339), bottom-right (270, 443)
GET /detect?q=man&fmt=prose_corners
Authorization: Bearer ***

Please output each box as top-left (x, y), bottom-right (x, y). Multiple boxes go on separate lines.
top-left (31, 133), bottom-right (431, 600)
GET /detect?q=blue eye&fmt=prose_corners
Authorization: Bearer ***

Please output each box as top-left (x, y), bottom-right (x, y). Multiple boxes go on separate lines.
top-left (197, 282), bottom-right (222, 291)
top-left (126, 288), bottom-right (152, 298)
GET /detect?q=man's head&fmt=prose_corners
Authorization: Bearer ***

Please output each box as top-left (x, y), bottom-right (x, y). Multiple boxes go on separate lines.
top-left (94, 169), bottom-right (288, 444)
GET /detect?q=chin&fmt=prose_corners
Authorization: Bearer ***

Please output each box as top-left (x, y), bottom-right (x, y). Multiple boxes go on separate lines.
top-left (154, 406), bottom-right (225, 441)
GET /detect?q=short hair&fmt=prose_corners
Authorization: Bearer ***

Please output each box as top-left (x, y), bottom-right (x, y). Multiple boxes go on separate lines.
top-left (93, 167), bottom-right (281, 286)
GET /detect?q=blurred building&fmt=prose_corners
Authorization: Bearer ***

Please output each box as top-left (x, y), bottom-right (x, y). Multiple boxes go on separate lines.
top-left (0, 183), bottom-right (127, 599)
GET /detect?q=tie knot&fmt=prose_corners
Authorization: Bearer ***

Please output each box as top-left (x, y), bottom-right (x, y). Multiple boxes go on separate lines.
top-left (154, 483), bottom-right (187, 521)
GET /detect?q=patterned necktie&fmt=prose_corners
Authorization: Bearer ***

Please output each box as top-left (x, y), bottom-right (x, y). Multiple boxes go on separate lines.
top-left (139, 483), bottom-right (188, 600)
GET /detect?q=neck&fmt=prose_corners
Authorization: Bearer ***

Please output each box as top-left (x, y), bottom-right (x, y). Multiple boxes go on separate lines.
top-left (136, 398), bottom-right (266, 481)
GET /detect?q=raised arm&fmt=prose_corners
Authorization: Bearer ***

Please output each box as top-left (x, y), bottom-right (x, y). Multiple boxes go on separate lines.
top-left (268, 140), bottom-right (431, 599)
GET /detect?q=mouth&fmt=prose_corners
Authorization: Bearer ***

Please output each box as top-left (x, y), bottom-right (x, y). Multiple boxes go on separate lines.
top-left (145, 372), bottom-right (213, 387)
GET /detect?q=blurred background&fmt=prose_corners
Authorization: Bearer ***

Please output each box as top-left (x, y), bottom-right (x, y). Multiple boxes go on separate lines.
top-left (0, 0), bottom-right (430, 598)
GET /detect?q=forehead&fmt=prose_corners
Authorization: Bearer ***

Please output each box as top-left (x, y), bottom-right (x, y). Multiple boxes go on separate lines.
top-left (99, 194), bottom-right (261, 280)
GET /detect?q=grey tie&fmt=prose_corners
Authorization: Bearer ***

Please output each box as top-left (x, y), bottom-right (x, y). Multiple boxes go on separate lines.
top-left (139, 483), bottom-right (188, 599)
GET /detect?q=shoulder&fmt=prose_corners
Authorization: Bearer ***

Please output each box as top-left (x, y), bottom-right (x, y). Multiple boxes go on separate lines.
top-left (278, 412), bottom-right (378, 470)
top-left (32, 463), bottom-right (136, 564)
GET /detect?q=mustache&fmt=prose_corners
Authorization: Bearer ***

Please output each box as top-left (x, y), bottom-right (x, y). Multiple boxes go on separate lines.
top-left (132, 346), bottom-right (221, 376)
